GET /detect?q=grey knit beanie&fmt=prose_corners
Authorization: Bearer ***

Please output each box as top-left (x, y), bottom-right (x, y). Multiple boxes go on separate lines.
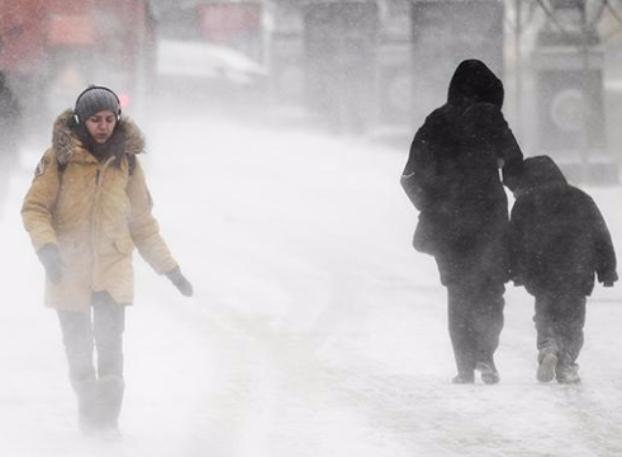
top-left (74, 86), bottom-right (121, 123)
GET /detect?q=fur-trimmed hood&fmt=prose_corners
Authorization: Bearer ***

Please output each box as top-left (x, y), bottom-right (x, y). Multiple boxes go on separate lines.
top-left (52, 109), bottom-right (145, 166)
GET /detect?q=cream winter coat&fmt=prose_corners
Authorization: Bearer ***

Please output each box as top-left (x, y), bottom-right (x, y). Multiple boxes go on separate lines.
top-left (22, 110), bottom-right (178, 311)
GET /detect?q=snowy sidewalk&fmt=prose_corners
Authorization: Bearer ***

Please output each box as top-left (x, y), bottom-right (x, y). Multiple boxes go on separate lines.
top-left (2, 119), bottom-right (622, 456)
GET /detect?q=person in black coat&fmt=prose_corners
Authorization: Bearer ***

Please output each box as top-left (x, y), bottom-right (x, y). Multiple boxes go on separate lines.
top-left (401, 59), bottom-right (523, 384)
top-left (0, 71), bottom-right (21, 213)
top-left (509, 155), bottom-right (617, 384)
top-left (0, 71), bottom-right (20, 152)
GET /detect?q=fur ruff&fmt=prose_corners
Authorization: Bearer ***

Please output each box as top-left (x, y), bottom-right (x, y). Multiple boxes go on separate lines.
top-left (52, 109), bottom-right (145, 166)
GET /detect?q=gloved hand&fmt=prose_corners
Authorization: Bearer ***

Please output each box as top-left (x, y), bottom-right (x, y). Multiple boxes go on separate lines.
top-left (599, 271), bottom-right (618, 288)
top-left (37, 243), bottom-right (62, 284)
top-left (165, 266), bottom-right (193, 297)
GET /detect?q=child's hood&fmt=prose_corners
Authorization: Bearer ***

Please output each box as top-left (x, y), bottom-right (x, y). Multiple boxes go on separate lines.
top-left (517, 155), bottom-right (567, 193)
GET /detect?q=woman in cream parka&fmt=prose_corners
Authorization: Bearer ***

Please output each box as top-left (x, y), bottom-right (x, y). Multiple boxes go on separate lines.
top-left (22, 86), bottom-right (193, 434)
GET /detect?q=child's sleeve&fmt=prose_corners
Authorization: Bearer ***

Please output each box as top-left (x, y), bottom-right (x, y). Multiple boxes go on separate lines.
top-left (590, 199), bottom-right (618, 285)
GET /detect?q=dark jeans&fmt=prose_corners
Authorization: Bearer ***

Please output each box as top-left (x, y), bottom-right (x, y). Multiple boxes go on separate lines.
top-left (57, 291), bottom-right (125, 389)
top-left (447, 282), bottom-right (505, 377)
top-left (534, 292), bottom-right (586, 367)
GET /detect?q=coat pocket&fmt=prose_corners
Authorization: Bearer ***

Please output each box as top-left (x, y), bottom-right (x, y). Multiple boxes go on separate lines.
top-left (113, 237), bottom-right (135, 255)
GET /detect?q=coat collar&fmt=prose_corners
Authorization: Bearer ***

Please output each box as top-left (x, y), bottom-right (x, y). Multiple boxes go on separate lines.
top-left (52, 109), bottom-right (145, 166)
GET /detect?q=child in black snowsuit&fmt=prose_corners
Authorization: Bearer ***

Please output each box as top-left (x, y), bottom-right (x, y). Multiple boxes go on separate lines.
top-left (509, 156), bottom-right (617, 383)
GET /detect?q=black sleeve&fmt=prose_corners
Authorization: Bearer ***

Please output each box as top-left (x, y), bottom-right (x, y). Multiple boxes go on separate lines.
top-left (400, 115), bottom-right (439, 211)
top-left (464, 103), bottom-right (524, 191)
top-left (486, 107), bottom-right (524, 191)
top-left (508, 198), bottom-right (528, 283)
top-left (499, 127), bottom-right (524, 192)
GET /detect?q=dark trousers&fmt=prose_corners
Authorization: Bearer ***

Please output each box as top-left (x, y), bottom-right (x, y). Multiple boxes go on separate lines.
top-left (534, 292), bottom-right (586, 367)
top-left (447, 282), bottom-right (505, 376)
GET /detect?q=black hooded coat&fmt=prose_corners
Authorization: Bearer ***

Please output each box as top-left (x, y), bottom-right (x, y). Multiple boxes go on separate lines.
top-left (0, 73), bottom-right (20, 158)
top-left (401, 60), bottom-right (523, 286)
top-left (509, 156), bottom-right (618, 297)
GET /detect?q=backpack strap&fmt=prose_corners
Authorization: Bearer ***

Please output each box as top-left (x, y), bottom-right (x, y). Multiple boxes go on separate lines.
top-left (57, 159), bottom-right (68, 175)
top-left (128, 154), bottom-right (136, 176)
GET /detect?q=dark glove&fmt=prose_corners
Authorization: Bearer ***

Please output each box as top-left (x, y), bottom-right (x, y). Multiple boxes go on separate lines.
top-left (166, 266), bottom-right (193, 297)
top-left (37, 244), bottom-right (62, 284)
top-left (599, 271), bottom-right (618, 288)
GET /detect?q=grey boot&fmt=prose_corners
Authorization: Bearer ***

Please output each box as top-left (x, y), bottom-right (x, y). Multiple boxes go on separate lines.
top-left (452, 370), bottom-right (475, 384)
top-left (536, 350), bottom-right (558, 383)
top-left (94, 375), bottom-right (125, 430)
top-left (475, 361), bottom-right (500, 385)
top-left (73, 378), bottom-right (98, 432)
top-left (556, 363), bottom-right (581, 384)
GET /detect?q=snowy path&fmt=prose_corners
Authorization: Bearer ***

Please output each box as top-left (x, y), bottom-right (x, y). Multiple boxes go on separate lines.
top-left (1, 118), bottom-right (622, 456)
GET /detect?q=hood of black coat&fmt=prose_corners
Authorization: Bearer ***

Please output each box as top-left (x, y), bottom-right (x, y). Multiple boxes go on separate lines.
top-left (447, 59), bottom-right (504, 108)
top-left (517, 155), bottom-right (567, 193)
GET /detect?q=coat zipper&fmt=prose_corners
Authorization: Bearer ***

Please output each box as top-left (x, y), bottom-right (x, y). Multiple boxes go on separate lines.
top-left (90, 157), bottom-right (115, 288)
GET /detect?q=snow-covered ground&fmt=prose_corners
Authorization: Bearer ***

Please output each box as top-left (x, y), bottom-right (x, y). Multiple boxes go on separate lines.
top-left (1, 114), bottom-right (622, 456)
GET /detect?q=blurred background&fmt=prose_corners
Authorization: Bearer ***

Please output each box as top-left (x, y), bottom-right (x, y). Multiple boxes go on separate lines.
top-left (1, 0), bottom-right (622, 183)
top-left (3, 4), bottom-right (622, 455)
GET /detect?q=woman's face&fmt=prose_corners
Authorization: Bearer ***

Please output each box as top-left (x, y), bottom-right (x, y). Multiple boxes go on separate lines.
top-left (85, 110), bottom-right (117, 144)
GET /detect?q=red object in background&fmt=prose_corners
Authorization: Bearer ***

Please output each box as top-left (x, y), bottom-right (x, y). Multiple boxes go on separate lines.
top-left (0, 0), bottom-right (47, 73)
top-left (47, 14), bottom-right (96, 46)
top-left (118, 92), bottom-right (130, 109)
top-left (198, 3), bottom-right (262, 43)
top-left (0, 0), bottom-right (154, 115)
